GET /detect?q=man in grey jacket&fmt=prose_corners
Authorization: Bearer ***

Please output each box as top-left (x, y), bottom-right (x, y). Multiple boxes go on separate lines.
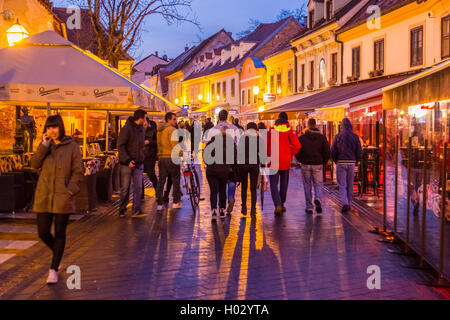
top-left (117, 109), bottom-right (147, 217)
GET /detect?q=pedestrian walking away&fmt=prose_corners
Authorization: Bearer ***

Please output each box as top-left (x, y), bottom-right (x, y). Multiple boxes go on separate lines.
top-left (143, 117), bottom-right (158, 195)
top-left (331, 118), bottom-right (363, 213)
top-left (266, 112), bottom-right (301, 216)
top-left (295, 118), bottom-right (330, 215)
top-left (204, 109), bottom-right (241, 214)
top-left (117, 109), bottom-right (147, 218)
top-left (156, 112), bottom-right (183, 211)
top-left (204, 127), bottom-right (237, 221)
top-left (30, 115), bottom-right (83, 284)
top-left (238, 122), bottom-right (263, 217)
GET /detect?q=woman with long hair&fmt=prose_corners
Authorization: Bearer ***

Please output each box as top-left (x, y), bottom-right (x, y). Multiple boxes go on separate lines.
top-left (31, 114), bottom-right (83, 284)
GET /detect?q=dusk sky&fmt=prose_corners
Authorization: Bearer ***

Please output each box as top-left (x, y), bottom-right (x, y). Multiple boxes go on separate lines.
top-left (54, 0), bottom-right (307, 62)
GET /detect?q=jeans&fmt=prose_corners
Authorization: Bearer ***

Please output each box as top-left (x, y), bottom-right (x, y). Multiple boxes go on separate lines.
top-left (206, 169), bottom-right (228, 210)
top-left (301, 165), bottom-right (324, 210)
top-left (144, 156), bottom-right (158, 191)
top-left (336, 163), bottom-right (356, 207)
top-left (239, 165), bottom-right (259, 211)
top-left (227, 181), bottom-right (236, 202)
top-left (157, 158), bottom-right (181, 205)
top-left (37, 213), bottom-right (70, 271)
top-left (120, 164), bottom-right (144, 213)
top-left (269, 169), bottom-right (290, 207)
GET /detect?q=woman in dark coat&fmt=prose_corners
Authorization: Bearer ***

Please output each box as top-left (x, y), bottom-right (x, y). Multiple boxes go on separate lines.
top-left (31, 115), bottom-right (83, 284)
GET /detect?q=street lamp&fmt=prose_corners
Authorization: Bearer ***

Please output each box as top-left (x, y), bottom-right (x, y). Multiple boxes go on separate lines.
top-left (7, 19), bottom-right (29, 46)
top-left (198, 93), bottom-right (203, 101)
top-left (174, 98), bottom-right (179, 104)
top-left (253, 86), bottom-right (260, 96)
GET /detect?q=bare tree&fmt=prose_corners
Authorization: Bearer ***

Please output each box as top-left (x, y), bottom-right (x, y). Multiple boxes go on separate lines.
top-left (84, 0), bottom-right (199, 67)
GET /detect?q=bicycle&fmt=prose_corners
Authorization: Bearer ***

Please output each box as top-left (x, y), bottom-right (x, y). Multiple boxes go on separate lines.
top-left (182, 152), bottom-right (202, 212)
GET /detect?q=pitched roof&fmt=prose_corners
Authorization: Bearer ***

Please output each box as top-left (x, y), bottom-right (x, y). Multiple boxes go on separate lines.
top-left (292, 0), bottom-right (362, 41)
top-left (53, 7), bottom-right (133, 60)
top-left (337, 0), bottom-right (417, 34)
top-left (184, 16), bottom-right (296, 81)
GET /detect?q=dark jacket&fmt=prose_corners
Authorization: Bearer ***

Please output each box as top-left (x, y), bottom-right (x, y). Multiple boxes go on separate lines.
top-left (204, 132), bottom-right (237, 175)
top-left (144, 121), bottom-right (157, 160)
top-left (31, 136), bottom-right (83, 214)
top-left (237, 130), bottom-right (262, 166)
top-left (118, 117), bottom-right (145, 166)
top-left (296, 128), bottom-right (330, 165)
top-left (331, 118), bottom-right (362, 163)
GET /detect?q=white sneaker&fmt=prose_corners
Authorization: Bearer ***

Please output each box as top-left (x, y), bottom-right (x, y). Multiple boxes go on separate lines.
top-left (156, 205), bottom-right (164, 211)
top-left (46, 269), bottom-right (58, 284)
top-left (211, 209), bottom-right (217, 221)
top-left (172, 202), bottom-right (183, 209)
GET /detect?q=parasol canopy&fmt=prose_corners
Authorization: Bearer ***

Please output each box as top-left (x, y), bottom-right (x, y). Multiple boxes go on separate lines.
top-left (0, 30), bottom-right (162, 110)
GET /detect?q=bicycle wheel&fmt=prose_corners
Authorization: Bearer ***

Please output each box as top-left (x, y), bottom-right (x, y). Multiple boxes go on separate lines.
top-left (184, 170), bottom-right (197, 212)
top-left (192, 167), bottom-right (201, 198)
top-left (189, 173), bottom-right (199, 211)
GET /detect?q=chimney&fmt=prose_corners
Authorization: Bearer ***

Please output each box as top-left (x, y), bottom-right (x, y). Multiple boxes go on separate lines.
top-left (185, 46), bottom-right (189, 52)
top-left (155, 51), bottom-right (158, 57)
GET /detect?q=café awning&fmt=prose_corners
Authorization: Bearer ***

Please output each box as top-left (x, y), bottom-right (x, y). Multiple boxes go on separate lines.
top-left (263, 75), bottom-right (412, 117)
top-left (382, 58), bottom-right (450, 110)
top-left (0, 30), bottom-right (165, 111)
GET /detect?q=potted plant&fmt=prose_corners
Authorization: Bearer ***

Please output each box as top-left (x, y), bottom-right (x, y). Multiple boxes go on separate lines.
top-left (307, 84), bottom-right (314, 91)
top-left (368, 71), bottom-right (375, 78)
top-left (375, 69), bottom-right (384, 76)
top-left (328, 78), bottom-right (337, 86)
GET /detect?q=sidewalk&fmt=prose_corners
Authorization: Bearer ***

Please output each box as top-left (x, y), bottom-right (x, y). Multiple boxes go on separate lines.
top-left (0, 166), bottom-right (448, 300)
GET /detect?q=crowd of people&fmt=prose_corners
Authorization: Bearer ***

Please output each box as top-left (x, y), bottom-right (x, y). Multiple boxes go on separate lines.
top-left (29, 109), bottom-right (363, 284)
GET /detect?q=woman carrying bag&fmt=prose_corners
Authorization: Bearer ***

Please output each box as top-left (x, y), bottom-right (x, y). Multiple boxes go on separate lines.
top-left (31, 115), bottom-right (83, 284)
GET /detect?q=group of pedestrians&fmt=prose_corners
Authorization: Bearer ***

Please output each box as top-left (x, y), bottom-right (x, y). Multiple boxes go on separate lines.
top-left (29, 108), bottom-right (362, 284)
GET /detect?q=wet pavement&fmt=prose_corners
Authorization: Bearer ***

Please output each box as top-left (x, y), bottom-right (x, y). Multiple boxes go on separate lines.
top-left (0, 166), bottom-right (448, 300)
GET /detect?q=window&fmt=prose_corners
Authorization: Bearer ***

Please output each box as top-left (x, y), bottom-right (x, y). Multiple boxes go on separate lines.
top-left (309, 10), bottom-right (315, 28)
top-left (410, 26), bottom-right (423, 67)
top-left (326, 1), bottom-right (333, 20)
top-left (310, 61), bottom-right (314, 88)
top-left (276, 72), bottom-right (282, 94)
top-left (247, 88), bottom-right (251, 105)
top-left (270, 74), bottom-right (275, 93)
top-left (241, 90), bottom-right (245, 105)
top-left (374, 39), bottom-right (384, 72)
top-left (301, 64), bottom-right (305, 89)
top-left (231, 79), bottom-right (236, 99)
top-left (319, 59), bottom-right (326, 88)
top-left (211, 83), bottom-right (215, 102)
top-left (352, 46), bottom-right (361, 79)
top-left (216, 82), bottom-right (221, 101)
top-left (222, 81), bottom-right (226, 100)
top-left (442, 15), bottom-right (450, 59)
top-left (287, 69), bottom-right (293, 93)
top-left (253, 90), bottom-right (257, 104)
top-left (331, 53), bottom-right (337, 82)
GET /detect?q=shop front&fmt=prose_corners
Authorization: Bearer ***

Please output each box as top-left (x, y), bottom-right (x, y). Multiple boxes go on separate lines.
top-left (382, 59), bottom-right (450, 282)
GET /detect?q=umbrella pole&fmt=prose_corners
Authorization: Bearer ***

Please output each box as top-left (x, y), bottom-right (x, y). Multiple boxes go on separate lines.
top-left (83, 107), bottom-right (87, 158)
top-left (106, 111), bottom-right (110, 152)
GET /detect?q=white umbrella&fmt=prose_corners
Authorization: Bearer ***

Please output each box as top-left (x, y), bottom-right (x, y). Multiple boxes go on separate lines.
top-left (0, 30), bottom-right (156, 109)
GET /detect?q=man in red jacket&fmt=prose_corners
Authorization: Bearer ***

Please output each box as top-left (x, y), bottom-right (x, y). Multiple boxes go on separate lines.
top-left (266, 112), bottom-right (301, 216)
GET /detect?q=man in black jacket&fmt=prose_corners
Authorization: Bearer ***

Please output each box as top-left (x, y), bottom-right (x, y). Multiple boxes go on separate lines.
top-left (296, 118), bottom-right (330, 214)
top-left (144, 118), bottom-right (158, 194)
top-left (117, 109), bottom-right (147, 217)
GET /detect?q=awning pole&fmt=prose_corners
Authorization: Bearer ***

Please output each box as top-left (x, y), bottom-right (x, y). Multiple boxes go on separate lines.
top-left (83, 107), bottom-right (87, 158)
top-left (46, 102), bottom-right (51, 116)
top-left (106, 111), bottom-right (110, 152)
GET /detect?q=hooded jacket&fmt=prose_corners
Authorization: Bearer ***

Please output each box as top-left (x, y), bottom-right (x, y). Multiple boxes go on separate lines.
top-left (157, 122), bottom-right (180, 159)
top-left (31, 136), bottom-right (83, 214)
top-left (117, 117), bottom-right (145, 166)
top-left (296, 128), bottom-right (330, 165)
top-left (331, 118), bottom-right (362, 163)
top-left (266, 119), bottom-right (301, 171)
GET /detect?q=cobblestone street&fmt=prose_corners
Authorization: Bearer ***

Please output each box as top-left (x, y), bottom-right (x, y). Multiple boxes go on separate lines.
top-left (0, 166), bottom-right (448, 300)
